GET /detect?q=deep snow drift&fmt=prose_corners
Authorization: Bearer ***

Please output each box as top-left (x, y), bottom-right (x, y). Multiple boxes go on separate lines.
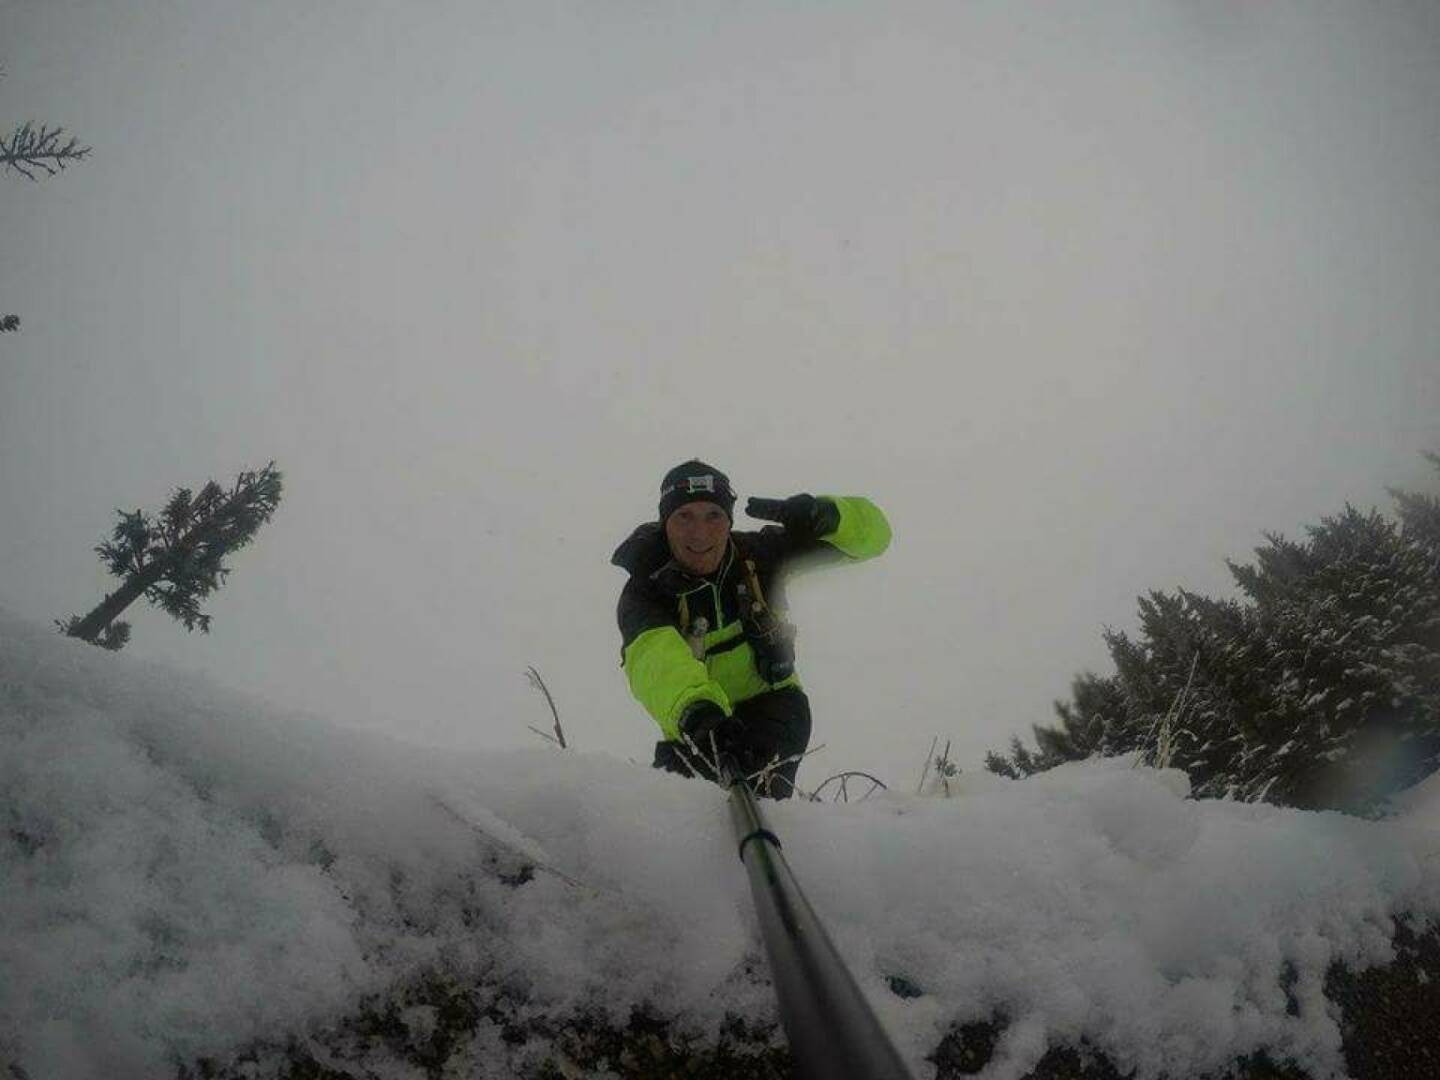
top-left (4, 608), bottom-right (1440, 1080)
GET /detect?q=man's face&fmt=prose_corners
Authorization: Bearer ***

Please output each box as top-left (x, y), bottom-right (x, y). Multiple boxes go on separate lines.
top-left (665, 501), bottom-right (731, 576)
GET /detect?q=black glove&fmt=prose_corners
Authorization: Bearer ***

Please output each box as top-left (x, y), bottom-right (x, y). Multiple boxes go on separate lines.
top-left (679, 701), bottom-right (742, 763)
top-left (653, 739), bottom-right (695, 777)
top-left (745, 494), bottom-right (840, 538)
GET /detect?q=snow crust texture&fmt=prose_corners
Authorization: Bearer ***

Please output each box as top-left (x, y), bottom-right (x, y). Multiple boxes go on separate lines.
top-left (3, 608), bottom-right (1439, 1079)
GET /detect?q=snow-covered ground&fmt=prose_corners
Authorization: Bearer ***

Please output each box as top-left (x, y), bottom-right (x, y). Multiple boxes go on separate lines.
top-left (4, 607), bottom-right (1439, 1080)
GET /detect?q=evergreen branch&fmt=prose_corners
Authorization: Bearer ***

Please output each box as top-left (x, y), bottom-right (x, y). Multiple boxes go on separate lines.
top-left (1, 122), bottom-right (92, 180)
top-left (95, 621), bottom-right (131, 651)
top-left (935, 739), bottom-right (959, 797)
top-left (96, 509), bottom-right (153, 577)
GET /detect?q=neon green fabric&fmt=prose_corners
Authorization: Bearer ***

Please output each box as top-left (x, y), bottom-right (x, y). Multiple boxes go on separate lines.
top-left (623, 626), bottom-right (732, 740)
top-left (704, 627), bottom-right (801, 704)
top-left (705, 620), bottom-right (745, 649)
top-left (818, 495), bottom-right (892, 560)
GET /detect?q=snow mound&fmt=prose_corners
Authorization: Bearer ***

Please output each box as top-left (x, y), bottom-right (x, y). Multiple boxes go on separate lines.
top-left (3, 608), bottom-right (1439, 1079)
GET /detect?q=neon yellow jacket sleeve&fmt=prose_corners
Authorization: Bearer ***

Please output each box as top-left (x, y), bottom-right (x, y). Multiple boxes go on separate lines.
top-left (623, 626), bottom-right (733, 740)
top-left (818, 495), bottom-right (892, 560)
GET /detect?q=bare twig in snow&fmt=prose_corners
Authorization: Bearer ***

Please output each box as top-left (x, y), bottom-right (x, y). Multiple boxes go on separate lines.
top-left (1138, 652), bottom-right (1199, 770)
top-left (429, 796), bottom-right (596, 893)
top-left (524, 665), bottom-right (567, 748)
top-left (916, 735), bottom-right (939, 794)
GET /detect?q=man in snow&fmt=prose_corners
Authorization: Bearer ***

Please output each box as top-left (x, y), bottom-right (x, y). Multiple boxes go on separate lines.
top-left (611, 460), bottom-right (891, 798)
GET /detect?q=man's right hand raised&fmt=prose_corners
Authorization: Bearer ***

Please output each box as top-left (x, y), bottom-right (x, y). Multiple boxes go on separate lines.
top-left (745, 494), bottom-right (840, 538)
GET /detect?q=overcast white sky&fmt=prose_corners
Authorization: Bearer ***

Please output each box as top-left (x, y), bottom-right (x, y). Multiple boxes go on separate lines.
top-left (2, 1), bottom-right (1438, 789)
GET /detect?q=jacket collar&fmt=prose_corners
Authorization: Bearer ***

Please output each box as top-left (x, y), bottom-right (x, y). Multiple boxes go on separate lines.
top-left (611, 522), bottom-right (668, 576)
top-left (611, 523), bottom-right (737, 596)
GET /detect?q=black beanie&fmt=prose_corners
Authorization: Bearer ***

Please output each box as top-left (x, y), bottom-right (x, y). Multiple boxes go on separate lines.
top-left (658, 460), bottom-right (736, 524)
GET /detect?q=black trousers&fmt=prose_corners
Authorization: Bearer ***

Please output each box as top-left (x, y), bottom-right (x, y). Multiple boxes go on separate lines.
top-left (653, 687), bottom-right (813, 799)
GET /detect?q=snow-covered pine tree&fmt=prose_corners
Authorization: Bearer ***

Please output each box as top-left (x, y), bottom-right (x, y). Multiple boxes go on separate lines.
top-left (1390, 451), bottom-right (1440, 552)
top-left (1037, 672), bottom-right (1119, 763)
top-left (988, 453), bottom-right (1440, 813)
top-left (985, 672), bottom-right (1125, 778)
top-left (1087, 590), bottom-right (1239, 785)
top-left (1224, 504), bottom-right (1440, 809)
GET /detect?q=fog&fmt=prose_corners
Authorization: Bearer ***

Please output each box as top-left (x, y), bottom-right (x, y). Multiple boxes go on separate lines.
top-left (2, 1), bottom-right (1438, 788)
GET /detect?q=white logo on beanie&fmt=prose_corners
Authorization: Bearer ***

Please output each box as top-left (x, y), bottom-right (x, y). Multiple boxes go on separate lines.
top-left (662, 474), bottom-right (717, 498)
